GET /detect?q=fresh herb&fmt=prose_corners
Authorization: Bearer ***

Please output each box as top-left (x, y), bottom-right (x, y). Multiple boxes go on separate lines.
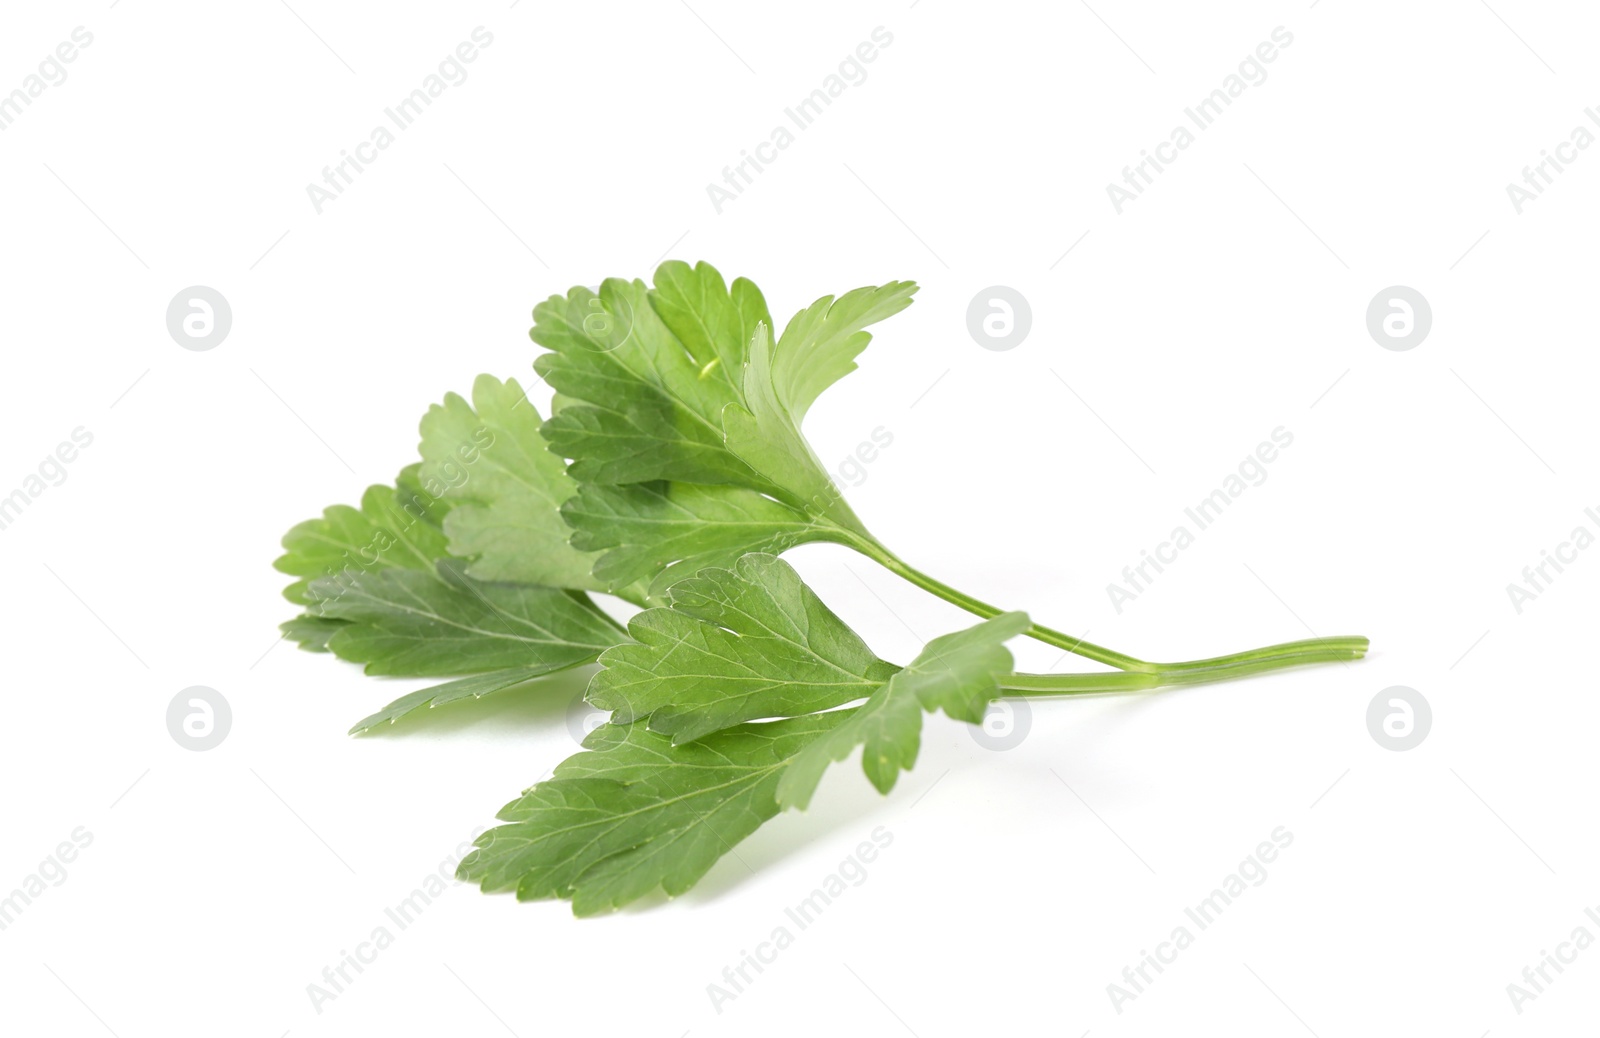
top-left (458, 554), bottom-right (1347, 913)
top-left (275, 376), bottom-right (633, 734)
top-left (276, 262), bottom-right (1367, 913)
top-left (533, 262), bottom-right (1365, 679)
top-left (459, 554), bottom-right (1033, 914)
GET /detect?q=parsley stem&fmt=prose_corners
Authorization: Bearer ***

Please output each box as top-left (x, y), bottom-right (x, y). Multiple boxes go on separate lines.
top-left (1000, 671), bottom-right (1162, 694)
top-left (850, 540), bottom-right (1366, 677)
top-left (1000, 644), bottom-right (1362, 695)
top-left (855, 543), bottom-right (1145, 669)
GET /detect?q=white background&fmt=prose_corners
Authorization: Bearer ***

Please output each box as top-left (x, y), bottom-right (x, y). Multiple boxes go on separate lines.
top-left (2, 1), bottom-right (1595, 1035)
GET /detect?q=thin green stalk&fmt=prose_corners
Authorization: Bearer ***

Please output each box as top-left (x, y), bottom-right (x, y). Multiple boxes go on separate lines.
top-left (999, 671), bottom-right (1161, 695)
top-left (846, 537), bottom-right (1366, 678)
top-left (999, 645), bottom-right (1360, 698)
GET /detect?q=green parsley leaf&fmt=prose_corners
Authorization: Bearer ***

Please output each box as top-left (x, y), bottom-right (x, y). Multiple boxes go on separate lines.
top-left (394, 462), bottom-right (454, 527)
top-left (562, 481), bottom-right (841, 598)
top-left (649, 258), bottom-right (771, 394)
top-left (588, 553), bottom-right (899, 744)
top-left (418, 374), bottom-right (608, 593)
top-left (459, 555), bottom-right (1028, 914)
top-left (276, 383), bottom-right (643, 720)
top-left (534, 262), bottom-right (916, 588)
top-left (722, 283), bottom-right (916, 525)
top-left (775, 610), bottom-right (1030, 809)
top-left (765, 280), bottom-right (919, 421)
top-left (304, 559), bottom-right (622, 677)
top-left (274, 483), bottom-right (450, 607)
top-left (457, 710), bottom-right (850, 916)
top-left (347, 665), bottom-right (564, 735)
top-left (533, 271), bottom-right (774, 489)
top-left (279, 615), bottom-right (346, 653)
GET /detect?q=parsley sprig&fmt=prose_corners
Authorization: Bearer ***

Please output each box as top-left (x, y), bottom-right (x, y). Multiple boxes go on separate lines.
top-left (276, 262), bottom-right (1366, 913)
